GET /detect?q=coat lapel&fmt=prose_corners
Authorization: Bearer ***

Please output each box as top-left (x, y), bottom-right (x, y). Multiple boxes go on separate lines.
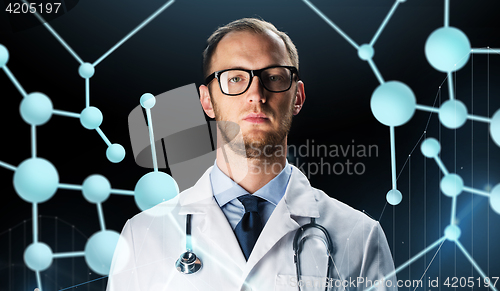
top-left (243, 166), bottom-right (320, 276)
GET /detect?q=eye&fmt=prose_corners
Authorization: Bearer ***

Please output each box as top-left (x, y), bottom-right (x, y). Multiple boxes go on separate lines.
top-left (268, 75), bottom-right (284, 82)
top-left (229, 76), bottom-right (243, 83)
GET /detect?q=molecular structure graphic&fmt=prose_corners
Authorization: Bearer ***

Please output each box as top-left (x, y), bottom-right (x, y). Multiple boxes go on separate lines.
top-left (0, 1), bottom-right (179, 290)
top-left (301, 0), bottom-right (500, 290)
top-left (0, 0), bottom-right (499, 290)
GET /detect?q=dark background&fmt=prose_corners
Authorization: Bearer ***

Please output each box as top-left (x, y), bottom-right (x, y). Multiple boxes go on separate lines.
top-left (1, 0), bottom-right (500, 290)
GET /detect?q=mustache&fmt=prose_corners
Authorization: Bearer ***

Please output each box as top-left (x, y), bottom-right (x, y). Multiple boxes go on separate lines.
top-left (241, 106), bottom-right (274, 118)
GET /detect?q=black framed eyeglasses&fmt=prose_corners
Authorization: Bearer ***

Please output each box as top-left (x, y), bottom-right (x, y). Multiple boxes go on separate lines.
top-left (205, 65), bottom-right (299, 96)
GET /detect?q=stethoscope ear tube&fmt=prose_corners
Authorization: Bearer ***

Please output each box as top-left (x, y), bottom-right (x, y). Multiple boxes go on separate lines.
top-left (293, 218), bottom-right (334, 291)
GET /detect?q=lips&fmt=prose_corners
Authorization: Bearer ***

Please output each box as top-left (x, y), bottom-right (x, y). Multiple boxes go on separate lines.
top-left (243, 112), bottom-right (269, 124)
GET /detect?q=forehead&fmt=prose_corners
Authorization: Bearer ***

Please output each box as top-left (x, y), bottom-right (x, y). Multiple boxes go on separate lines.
top-left (211, 30), bottom-right (291, 71)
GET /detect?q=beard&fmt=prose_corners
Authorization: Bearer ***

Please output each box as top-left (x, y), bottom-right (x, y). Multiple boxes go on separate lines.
top-left (211, 98), bottom-right (294, 161)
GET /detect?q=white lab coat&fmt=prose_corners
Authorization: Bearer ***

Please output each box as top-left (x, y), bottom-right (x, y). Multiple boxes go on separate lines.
top-left (107, 165), bottom-right (397, 291)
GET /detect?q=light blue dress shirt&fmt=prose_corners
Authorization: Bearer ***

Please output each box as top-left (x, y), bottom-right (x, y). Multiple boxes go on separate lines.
top-left (210, 160), bottom-right (292, 229)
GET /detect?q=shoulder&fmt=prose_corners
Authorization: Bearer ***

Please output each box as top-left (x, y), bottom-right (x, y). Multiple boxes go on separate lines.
top-left (314, 187), bottom-right (376, 226)
top-left (289, 164), bottom-right (377, 227)
top-left (302, 181), bottom-right (381, 246)
top-left (286, 164), bottom-right (380, 241)
top-left (124, 200), bottom-right (182, 241)
top-left (128, 166), bottom-right (214, 225)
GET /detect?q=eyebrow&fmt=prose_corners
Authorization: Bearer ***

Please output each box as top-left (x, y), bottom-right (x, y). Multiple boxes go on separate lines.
top-left (220, 64), bottom-right (285, 71)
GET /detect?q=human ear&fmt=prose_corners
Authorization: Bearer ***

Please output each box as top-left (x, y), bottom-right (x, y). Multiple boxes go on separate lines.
top-left (292, 81), bottom-right (306, 115)
top-left (199, 84), bottom-right (215, 118)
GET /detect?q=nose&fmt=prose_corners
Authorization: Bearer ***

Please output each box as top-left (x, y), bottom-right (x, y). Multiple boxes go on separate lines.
top-left (245, 76), bottom-right (266, 104)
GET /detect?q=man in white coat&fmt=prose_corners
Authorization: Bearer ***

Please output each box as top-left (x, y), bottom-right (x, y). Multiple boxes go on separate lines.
top-left (107, 18), bottom-right (397, 291)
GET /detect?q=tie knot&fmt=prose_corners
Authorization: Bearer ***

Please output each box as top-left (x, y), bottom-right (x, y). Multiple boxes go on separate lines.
top-left (238, 194), bottom-right (260, 213)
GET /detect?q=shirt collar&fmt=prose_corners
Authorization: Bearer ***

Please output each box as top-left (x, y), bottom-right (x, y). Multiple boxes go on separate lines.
top-left (210, 159), bottom-right (292, 207)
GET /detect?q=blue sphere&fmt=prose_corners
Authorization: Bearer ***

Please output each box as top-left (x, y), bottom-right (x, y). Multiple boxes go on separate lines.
top-left (438, 99), bottom-right (468, 129)
top-left (80, 106), bottom-right (103, 130)
top-left (444, 225), bottom-right (461, 241)
top-left (444, 224), bottom-right (462, 241)
top-left (370, 81), bottom-right (416, 127)
top-left (490, 184), bottom-right (500, 214)
top-left (79, 62), bottom-right (95, 78)
top-left (82, 174), bottom-right (111, 203)
top-left (106, 144), bottom-right (125, 163)
top-left (358, 44), bottom-right (374, 61)
top-left (20, 92), bottom-right (53, 126)
top-left (425, 27), bottom-right (471, 72)
top-left (0, 44), bottom-right (9, 68)
top-left (386, 189), bottom-right (402, 205)
top-left (14, 158), bottom-right (59, 203)
top-left (490, 109), bottom-right (500, 147)
top-left (134, 171), bottom-right (179, 211)
top-left (24, 242), bottom-right (53, 271)
top-left (84, 230), bottom-right (120, 275)
top-left (440, 174), bottom-right (464, 197)
top-left (421, 138), bottom-right (441, 158)
top-left (140, 93), bottom-right (156, 109)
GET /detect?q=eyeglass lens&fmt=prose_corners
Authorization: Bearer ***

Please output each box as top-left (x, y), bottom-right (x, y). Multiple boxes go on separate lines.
top-left (219, 67), bottom-right (292, 95)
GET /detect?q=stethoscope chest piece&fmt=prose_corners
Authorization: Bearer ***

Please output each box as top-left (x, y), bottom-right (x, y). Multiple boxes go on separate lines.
top-left (176, 251), bottom-right (202, 274)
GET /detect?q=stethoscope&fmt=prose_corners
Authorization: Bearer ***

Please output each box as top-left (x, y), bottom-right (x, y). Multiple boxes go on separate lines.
top-left (175, 215), bottom-right (336, 291)
top-left (175, 214), bottom-right (203, 274)
top-left (293, 217), bottom-right (335, 291)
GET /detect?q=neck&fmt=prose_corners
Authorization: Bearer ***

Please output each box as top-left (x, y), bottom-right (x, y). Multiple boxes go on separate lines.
top-left (216, 136), bottom-right (287, 194)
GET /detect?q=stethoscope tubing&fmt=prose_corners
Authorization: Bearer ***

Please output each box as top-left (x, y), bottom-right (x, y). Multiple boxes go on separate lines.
top-left (293, 218), bottom-right (334, 291)
top-left (177, 215), bottom-right (335, 291)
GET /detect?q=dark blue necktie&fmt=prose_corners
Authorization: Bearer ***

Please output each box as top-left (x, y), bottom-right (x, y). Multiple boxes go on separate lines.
top-left (234, 194), bottom-right (264, 260)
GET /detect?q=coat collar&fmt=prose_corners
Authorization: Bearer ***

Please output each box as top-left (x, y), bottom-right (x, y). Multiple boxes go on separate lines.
top-left (177, 166), bottom-right (215, 215)
top-left (178, 165), bottom-right (320, 218)
top-left (281, 165), bottom-right (320, 218)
